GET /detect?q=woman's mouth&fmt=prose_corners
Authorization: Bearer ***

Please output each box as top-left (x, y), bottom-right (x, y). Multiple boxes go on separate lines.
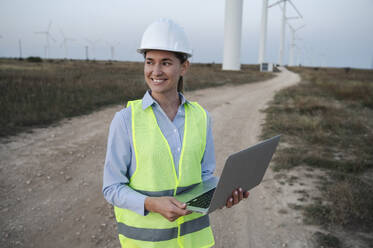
top-left (152, 78), bottom-right (167, 84)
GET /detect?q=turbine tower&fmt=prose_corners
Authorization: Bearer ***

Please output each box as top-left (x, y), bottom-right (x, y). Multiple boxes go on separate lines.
top-left (85, 39), bottom-right (100, 60)
top-left (223, 0), bottom-right (243, 71)
top-left (279, 0), bottom-right (287, 65)
top-left (60, 29), bottom-right (74, 59)
top-left (265, 0), bottom-right (302, 66)
top-left (85, 46), bottom-right (89, 60)
top-left (106, 41), bottom-right (120, 61)
top-left (288, 24), bottom-right (304, 66)
top-left (19, 39), bottom-right (23, 58)
top-left (302, 44), bottom-right (314, 66)
top-left (258, 0), bottom-right (269, 64)
top-left (34, 21), bottom-right (56, 59)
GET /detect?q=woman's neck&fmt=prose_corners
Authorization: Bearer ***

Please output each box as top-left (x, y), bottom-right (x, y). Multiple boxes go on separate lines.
top-left (151, 91), bottom-right (180, 121)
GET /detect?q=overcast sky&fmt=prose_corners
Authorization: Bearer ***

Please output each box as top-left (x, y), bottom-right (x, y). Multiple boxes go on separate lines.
top-left (1, 0), bottom-right (373, 69)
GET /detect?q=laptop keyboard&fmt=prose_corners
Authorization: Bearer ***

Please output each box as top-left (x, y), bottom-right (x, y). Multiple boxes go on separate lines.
top-left (186, 188), bottom-right (215, 208)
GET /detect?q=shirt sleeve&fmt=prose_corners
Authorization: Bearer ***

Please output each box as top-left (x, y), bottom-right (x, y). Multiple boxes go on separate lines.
top-left (201, 110), bottom-right (216, 181)
top-left (102, 109), bottom-right (148, 216)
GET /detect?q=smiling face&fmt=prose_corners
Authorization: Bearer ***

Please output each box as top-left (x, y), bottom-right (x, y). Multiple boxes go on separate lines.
top-left (144, 50), bottom-right (189, 97)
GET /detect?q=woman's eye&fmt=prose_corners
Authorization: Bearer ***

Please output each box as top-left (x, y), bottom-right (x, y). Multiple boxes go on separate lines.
top-left (163, 62), bottom-right (171, 66)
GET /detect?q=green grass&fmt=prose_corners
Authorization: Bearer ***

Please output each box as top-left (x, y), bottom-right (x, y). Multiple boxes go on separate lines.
top-left (312, 232), bottom-right (341, 248)
top-left (0, 59), bottom-right (273, 137)
top-left (261, 66), bottom-right (373, 246)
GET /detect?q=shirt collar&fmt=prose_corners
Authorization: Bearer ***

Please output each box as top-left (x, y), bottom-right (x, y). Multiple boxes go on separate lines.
top-left (141, 90), bottom-right (189, 110)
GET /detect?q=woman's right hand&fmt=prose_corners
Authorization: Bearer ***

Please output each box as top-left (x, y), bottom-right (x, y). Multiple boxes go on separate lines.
top-left (145, 196), bottom-right (192, 222)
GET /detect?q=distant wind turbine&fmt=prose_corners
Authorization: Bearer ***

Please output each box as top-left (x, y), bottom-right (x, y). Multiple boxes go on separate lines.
top-left (294, 44), bottom-right (302, 66)
top-left (34, 21), bottom-right (56, 59)
top-left (59, 28), bottom-right (74, 59)
top-left (106, 41), bottom-right (120, 61)
top-left (288, 24), bottom-right (305, 66)
top-left (265, 0), bottom-right (302, 66)
top-left (85, 46), bottom-right (89, 60)
top-left (319, 53), bottom-right (327, 67)
top-left (19, 39), bottom-right (23, 58)
top-left (302, 44), bottom-right (314, 66)
top-left (85, 38), bottom-right (100, 60)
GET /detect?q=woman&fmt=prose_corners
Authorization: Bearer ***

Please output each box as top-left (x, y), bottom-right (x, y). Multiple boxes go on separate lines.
top-left (103, 19), bottom-right (249, 248)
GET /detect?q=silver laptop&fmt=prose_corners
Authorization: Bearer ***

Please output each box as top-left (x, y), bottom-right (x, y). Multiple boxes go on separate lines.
top-left (175, 135), bottom-right (280, 214)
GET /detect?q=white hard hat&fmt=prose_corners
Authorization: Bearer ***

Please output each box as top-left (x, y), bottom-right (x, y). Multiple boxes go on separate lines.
top-left (137, 18), bottom-right (193, 57)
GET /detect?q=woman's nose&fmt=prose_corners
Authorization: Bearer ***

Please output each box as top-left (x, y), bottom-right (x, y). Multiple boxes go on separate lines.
top-left (153, 65), bottom-right (163, 76)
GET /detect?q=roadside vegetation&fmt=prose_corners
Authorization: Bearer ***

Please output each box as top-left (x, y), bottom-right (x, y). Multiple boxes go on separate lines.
top-left (0, 58), bottom-right (273, 137)
top-left (261, 66), bottom-right (373, 247)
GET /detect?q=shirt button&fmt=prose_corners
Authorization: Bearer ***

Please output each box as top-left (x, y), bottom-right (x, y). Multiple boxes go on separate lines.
top-left (177, 147), bottom-right (181, 152)
top-left (174, 129), bottom-right (177, 133)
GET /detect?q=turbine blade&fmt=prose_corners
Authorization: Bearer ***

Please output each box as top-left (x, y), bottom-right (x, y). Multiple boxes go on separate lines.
top-left (268, 0), bottom-right (284, 9)
top-left (288, 0), bottom-right (302, 18)
top-left (295, 24), bottom-right (306, 31)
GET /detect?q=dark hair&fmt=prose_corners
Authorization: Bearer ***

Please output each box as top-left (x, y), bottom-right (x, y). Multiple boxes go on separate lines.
top-left (143, 51), bottom-right (188, 93)
top-left (173, 52), bottom-right (188, 93)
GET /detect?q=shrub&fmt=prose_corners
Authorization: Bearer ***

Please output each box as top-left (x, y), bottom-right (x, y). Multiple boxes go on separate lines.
top-left (26, 56), bottom-right (43, 63)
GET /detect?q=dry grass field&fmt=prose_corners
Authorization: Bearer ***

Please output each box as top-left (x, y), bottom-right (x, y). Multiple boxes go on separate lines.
top-left (0, 58), bottom-right (273, 137)
top-left (261, 66), bottom-right (373, 247)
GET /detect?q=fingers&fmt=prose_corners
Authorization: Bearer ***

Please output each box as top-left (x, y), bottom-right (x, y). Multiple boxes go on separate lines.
top-left (233, 189), bottom-right (239, 205)
top-left (238, 188), bottom-right (243, 202)
top-left (170, 198), bottom-right (192, 215)
top-left (147, 197), bottom-right (191, 222)
top-left (226, 197), bottom-right (233, 208)
top-left (170, 198), bottom-right (187, 209)
top-left (170, 198), bottom-right (190, 216)
top-left (225, 188), bottom-right (250, 209)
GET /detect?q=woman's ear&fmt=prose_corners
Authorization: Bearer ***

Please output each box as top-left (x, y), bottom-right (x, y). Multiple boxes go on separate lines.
top-left (180, 60), bottom-right (190, 76)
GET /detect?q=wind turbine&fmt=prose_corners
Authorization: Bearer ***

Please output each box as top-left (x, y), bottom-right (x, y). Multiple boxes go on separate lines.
top-left (19, 39), bottom-right (23, 58)
top-left (294, 44), bottom-right (302, 66)
top-left (85, 45), bottom-right (89, 60)
top-left (281, 0), bottom-right (302, 65)
top-left (319, 53), bottom-right (327, 67)
top-left (288, 24), bottom-right (305, 66)
top-left (264, 0), bottom-right (302, 66)
top-left (59, 28), bottom-right (74, 59)
top-left (106, 41), bottom-right (120, 61)
top-left (34, 21), bottom-right (56, 59)
top-left (301, 44), bottom-right (314, 67)
top-left (85, 38), bottom-right (100, 60)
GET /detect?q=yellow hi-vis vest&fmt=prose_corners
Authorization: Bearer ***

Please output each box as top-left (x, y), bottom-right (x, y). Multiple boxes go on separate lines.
top-left (114, 100), bottom-right (215, 248)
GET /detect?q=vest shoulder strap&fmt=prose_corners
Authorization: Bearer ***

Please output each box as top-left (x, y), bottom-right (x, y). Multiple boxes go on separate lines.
top-left (126, 99), bottom-right (141, 108)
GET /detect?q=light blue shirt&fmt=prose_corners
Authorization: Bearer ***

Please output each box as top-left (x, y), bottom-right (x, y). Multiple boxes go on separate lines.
top-left (102, 91), bottom-right (216, 216)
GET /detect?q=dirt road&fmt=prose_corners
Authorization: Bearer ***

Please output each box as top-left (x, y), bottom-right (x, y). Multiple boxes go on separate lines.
top-left (1, 67), bottom-right (317, 247)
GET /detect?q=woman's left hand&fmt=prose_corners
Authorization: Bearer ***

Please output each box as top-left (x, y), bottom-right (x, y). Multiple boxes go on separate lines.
top-left (225, 187), bottom-right (249, 208)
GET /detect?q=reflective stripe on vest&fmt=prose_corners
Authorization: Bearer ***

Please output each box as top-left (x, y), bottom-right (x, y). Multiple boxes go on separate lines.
top-left (135, 183), bottom-right (199, 197)
top-left (114, 99), bottom-right (215, 248)
top-left (117, 214), bottom-right (210, 242)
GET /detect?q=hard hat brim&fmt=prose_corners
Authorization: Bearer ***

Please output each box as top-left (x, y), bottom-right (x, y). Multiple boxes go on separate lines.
top-left (137, 48), bottom-right (192, 58)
